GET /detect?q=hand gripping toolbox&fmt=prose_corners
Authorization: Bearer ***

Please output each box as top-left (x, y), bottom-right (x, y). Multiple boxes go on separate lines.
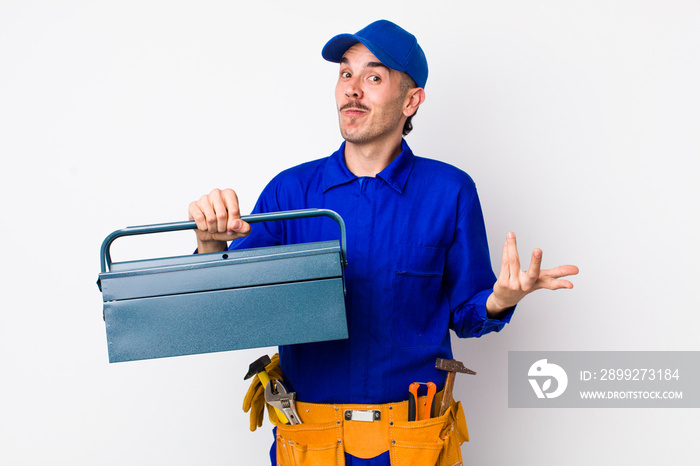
top-left (97, 209), bottom-right (348, 363)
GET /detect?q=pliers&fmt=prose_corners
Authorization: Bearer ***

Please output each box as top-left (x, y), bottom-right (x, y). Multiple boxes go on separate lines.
top-left (408, 382), bottom-right (437, 421)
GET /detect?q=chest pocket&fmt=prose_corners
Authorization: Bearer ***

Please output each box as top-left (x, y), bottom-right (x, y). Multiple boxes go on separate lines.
top-left (391, 245), bottom-right (447, 348)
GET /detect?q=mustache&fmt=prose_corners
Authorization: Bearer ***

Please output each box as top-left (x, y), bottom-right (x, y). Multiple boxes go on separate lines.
top-left (340, 101), bottom-right (370, 112)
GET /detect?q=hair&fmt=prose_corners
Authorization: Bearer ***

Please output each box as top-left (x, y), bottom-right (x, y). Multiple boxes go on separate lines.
top-left (400, 73), bottom-right (419, 136)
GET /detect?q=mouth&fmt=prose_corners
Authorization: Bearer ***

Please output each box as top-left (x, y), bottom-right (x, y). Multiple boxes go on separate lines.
top-left (343, 109), bottom-right (367, 117)
top-left (340, 102), bottom-right (370, 116)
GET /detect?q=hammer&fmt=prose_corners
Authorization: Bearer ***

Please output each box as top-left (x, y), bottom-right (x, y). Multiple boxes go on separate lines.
top-left (245, 355), bottom-right (290, 425)
top-left (435, 358), bottom-right (476, 416)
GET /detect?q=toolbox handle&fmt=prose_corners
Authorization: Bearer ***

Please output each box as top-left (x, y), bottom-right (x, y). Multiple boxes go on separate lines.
top-left (100, 209), bottom-right (347, 273)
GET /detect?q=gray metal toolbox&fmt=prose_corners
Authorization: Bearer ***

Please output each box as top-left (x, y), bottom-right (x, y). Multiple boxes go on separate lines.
top-left (97, 209), bottom-right (348, 363)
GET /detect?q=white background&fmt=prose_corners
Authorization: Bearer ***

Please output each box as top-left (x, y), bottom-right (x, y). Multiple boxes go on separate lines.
top-left (1, 1), bottom-right (698, 464)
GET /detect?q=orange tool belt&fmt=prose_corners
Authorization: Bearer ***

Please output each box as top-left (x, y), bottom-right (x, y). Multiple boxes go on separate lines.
top-left (275, 390), bottom-right (469, 466)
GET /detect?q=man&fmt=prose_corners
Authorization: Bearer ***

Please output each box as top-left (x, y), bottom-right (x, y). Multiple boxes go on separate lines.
top-left (189, 20), bottom-right (577, 466)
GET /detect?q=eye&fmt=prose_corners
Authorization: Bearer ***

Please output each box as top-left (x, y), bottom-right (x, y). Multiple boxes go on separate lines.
top-left (340, 71), bottom-right (351, 79)
top-left (368, 75), bottom-right (381, 83)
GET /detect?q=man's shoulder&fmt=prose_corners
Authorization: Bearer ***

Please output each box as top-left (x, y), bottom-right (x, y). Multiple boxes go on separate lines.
top-left (412, 155), bottom-right (476, 190)
top-left (269, 156), bottom-right (329, 185)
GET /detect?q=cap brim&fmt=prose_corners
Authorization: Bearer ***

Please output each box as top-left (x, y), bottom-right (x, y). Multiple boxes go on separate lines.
top-left (322, 34), bottom-right (360, 62)
top-left (322, 33), bottom-right (404, 73)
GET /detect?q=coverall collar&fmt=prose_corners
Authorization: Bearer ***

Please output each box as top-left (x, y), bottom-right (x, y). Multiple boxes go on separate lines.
top-left (322, 139), bottom-right (416, 193)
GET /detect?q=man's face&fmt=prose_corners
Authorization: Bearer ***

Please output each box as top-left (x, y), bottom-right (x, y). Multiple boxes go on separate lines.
top-left (335, 43), bottom-right (409, 145)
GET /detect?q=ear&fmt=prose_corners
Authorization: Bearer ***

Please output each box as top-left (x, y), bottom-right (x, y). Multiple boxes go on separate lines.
top-left (403, 88), bottom-right (425, 118)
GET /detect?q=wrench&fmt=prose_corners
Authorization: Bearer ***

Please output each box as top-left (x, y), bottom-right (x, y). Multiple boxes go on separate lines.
top-left (264, 379), bottom-right (302, 425)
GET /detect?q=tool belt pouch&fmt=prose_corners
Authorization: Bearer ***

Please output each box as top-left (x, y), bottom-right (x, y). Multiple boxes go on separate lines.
top-left (274, 400), bottom-right (468, 466)
top-left (389, 401), bottom-right (469, 466)
top-left (276, 421), bottom-right (345, 466)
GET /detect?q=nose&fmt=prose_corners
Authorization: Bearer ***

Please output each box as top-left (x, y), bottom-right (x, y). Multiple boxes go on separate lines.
top-left (345, 77), bottom-right (363, 99)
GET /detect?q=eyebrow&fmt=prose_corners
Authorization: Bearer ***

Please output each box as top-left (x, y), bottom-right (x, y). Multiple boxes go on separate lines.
top-left (367, 61), bottom-right (389, 70)
top-left (340, 57), bottom-right (390, 71)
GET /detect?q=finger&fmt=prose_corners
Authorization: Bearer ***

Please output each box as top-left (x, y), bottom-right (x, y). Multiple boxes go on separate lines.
top-left (541, 265), bottom-right (579, 279)
top-left (188, 200), bottom-right (208, 232)
top-left (199, 193), bottom-right (219, 232)
top-left (235, 219), bottom-right (252, 238)
top-left (499, 240), bottom-right (510, 281)
top-left (543, 278), bottom-right (575, 290)
top-left (207, 189), bottom-right (230, 234)
top-left (526, 249), bottom-right (543, 284)
top-left (539, 265), bottom-right (579, 290)
top-left (220, 189), bottom-right (252, 238)
top-left (506, 232), bottom-right (521, 281)
top-left (221, 189), bottom-right (241, 232)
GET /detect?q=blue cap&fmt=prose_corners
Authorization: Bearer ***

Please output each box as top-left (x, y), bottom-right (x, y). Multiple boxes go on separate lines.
top-left (322, 19), bottom-right (428, 89)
